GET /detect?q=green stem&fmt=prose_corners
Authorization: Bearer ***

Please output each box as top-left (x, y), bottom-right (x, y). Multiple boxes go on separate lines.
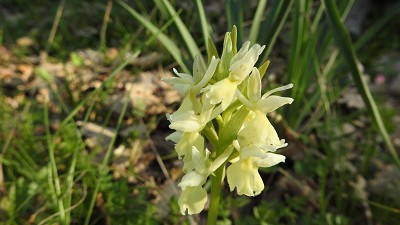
top-left (207, 164), bottom-right (224, 225)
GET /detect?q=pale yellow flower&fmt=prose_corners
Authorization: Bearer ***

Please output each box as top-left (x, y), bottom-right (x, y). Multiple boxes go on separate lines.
top-left (165, 28), bottom-right (294, 215)
top-left (178, 145), bottom-right (234, 214)
top-left (241, 67), bottom-right (294, 113)
top-left (227, 152), bottom-right (285, 196)
top-left (178, 186), bottom-right (208, 215)
top-left (227, 112), bottom-right (286, 196)
top-left (168, 95), bottom-right (222, 133)
top-left (226, 69), bottom-right (293, 196)
top-left (163, 56), bottom-right (219, 95)
top-left (204, 78), bottom-right (238, 110)
top-left (203, 42), bottom-right (265, 110)
top-left (177, 146), bottom-right (210, 215)
top-left (229, 42), bottom-right (265, 82)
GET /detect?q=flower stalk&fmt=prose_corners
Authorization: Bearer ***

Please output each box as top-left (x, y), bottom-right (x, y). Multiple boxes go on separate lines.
top-left (207, 163), bottom-right (224, 225)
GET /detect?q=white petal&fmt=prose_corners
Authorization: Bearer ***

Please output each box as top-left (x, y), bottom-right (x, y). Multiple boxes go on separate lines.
top-left (175, 132), bottom-right (204, 158)
top-left (178, 186), bottom-right (208, 215)
top-left (206, 78), bottom-right (238, 110)
top-left (257, 96), bottom-right (294, 113)
top-left (260, 141), bottom-right (288, 152)
top-left (240, 145), bottom-right (268, 159)
top-left (237, 111), bottom-right (269, 146)
top-left (227, 158), bottom-right (264, 196)
top-left (173, 68), bottom-right (194, 80)
top-left (173, 95), bottom-right (195, 114)
top-left (191, 146), bottom-right (204, 173)
top-left (168, 111), bottom-right (201, 132)
top-left (193, 56), bottom-right (219, 91)
top-left (229, 44), bottom-right (265, 81)
top-left (178, 171), bottom-right (205, 188)
top-left (256, 153), bottom-right (285, 167)
top-left (169, 119), bottom-right (201, 133)
top-left (247, 68), bottom-right (261, 102)
top-left (230, 41), bottom-right (251, 66)
top-left (165, 131), bottom-right (182, 143)
top-left (261, 114), bottom-right (282, 146)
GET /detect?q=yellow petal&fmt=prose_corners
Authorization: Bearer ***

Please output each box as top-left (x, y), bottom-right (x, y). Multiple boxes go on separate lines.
top-left (178, 171), bottom-right (205, 188)
top-left (227, 158), bottom-right (264, 196)
top-left (178, 186), bottom-right (208, 215)
top-left (175, 132), bottom-right (204, 158)
top-left (247, 68), bottom-right (262, 102)
top-left (165, 131), bottom-right (182, 143)
top-left (229, 43), bottom-right (265, 82)
top-left (256, 153), bottom-right (286, 167)
top-left (257, 96), bottom-right (294, 113)
top-left (237, 111), bottom-right (280, 147)
top-left (205, 78), bottom-right (238, 110)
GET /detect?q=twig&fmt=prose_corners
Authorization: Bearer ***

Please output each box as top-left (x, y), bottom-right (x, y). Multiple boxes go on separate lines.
top-left (100, 0), bottom-right (113, 50)
top-left (47, 0), bottom-right (65, 50)
top-left (138, 119), bottom-right (172, 181)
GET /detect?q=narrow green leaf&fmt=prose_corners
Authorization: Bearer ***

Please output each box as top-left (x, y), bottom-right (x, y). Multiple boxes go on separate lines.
top-left (323, 0), bottom-right (400, 166)
top-left (231, 25), bottom-right (238, 54)
top-left (195, 0), bottom-right (211, 52)
top-left (160, 0), bottom-right (203, 63)
top-left (207, 36), bottom-right (219, 63)
top-left (153, 0), bottom-right (168, 18)
top-left (249, 0), bottom-right (267, 44)
top-left (60, 50), bottom-right (139, 127)
top-left (218, 107), bottom-right (250, 150)
top-left (258, 60), bottom-right (270, 79)
top-left (118, 1), bottom-right (189, 73)
top-left (355, 1), bottom-right (400, 50)
top-left (226, 0), bottom-right (243, 45)
top-left (84, 84), bottom-right (131, 225)
top-left (35, 67), bottom-right (53, 82)
top-left (259, 0), bottom-right (294, 62)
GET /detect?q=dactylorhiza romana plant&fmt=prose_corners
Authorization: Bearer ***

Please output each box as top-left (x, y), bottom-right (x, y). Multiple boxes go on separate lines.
top-left (164, 28), bottom-right (293, 220)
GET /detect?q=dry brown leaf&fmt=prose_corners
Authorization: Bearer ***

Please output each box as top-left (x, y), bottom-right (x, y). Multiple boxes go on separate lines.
top-left (16, 37), bottom-right (34, 47)
top-left (338, 87), bottom-right (365, 109)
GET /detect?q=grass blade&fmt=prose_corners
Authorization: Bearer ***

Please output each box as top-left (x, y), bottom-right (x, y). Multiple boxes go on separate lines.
top-left (207, 36), bottom-right (219, 63)
top-left (160, 0), bottom-right (203, 63)
top-left (195, 0), bottom-right (212, 55)
top-left (249, 0), bottom-right (267, 44)
top-left (323, 0), bottom-right (400, 166)
top-left (44, 102), bottom-right (66, 224)
top-left (83, 85), bottom-right (131, 225)
top-left (355, 1), bottom-right (400, 50)
top-left (118, 0), bottom-right (190, 73)
top-left (153, 0), bottom-right (168, 18)
top-left (225, 0), bottom-right (244, 45)
top-left (60, 51), bottom-right (139, 127)
top-left (259, 0), bottom-right (294, 62)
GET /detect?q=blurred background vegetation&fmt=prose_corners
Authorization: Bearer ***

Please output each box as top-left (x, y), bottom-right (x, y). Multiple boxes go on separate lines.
top-left (0, 0), bottom-right (400, 224)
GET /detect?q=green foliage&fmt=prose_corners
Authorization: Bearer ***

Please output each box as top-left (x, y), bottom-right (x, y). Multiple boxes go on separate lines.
top-left (105, 180), bottom-right (160, 225)
top-left (323, 0), bottom-right (400, 165)
top-left (2, 0), bottom-right (400, 224)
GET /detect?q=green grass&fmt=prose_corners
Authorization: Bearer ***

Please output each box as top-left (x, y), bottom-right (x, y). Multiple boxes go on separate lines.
top-left (1, 0), bottom-right (400, 224)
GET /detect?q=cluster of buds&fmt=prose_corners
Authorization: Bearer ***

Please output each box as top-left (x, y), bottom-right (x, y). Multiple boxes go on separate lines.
top-left (164, 28), bottom-right (293, 215)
